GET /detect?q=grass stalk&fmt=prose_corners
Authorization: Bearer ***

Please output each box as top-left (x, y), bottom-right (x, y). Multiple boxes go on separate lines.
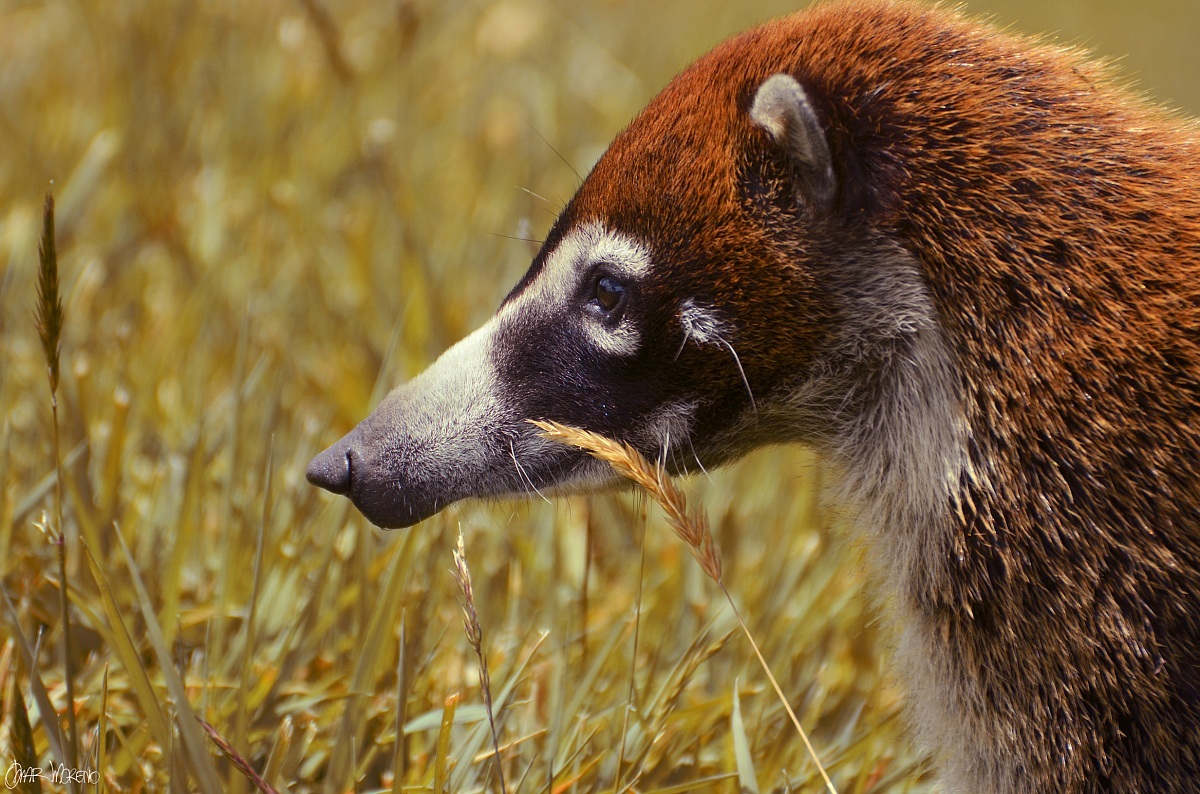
top-left (613, 507), bottom-right (647, 794)
top-left (719, 581), bottom-right (836, 794)
top-left (35, 187), bottom-right (80, 779)
top-left (451, 527), bottom-right (508, 794)
top-left (534, 420), bottom-right (838, 794)
top-left (390, 614), bottom-right (407, 794)
top-left (234, 440), bottom-right (274, 789)
top-left (199, 719), bottom-right (281, 794)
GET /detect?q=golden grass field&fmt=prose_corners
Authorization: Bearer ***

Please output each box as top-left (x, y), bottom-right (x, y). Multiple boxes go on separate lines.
top-left (2, 0), bottom-right (1198, 791)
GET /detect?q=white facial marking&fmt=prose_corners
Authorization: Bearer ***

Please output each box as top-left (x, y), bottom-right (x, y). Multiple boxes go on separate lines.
top-left (385, 317), bottom-right (504, 472)
top-left (374, 311), bottom-right (625, 504)
top-left (679, 298), bottom-right (757, 414)
top-left (679, 298), bottom-right (732, 346)
top-left (500, 221), bottom-right (652, 357)
top-left (575, 221), bottom-right (654, 281)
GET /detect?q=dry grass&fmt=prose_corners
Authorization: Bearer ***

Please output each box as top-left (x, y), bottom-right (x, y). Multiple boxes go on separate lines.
top-left (533, 420), bottom-right (836, 794)
top-left (6, 0), bottom-right (1193, 791)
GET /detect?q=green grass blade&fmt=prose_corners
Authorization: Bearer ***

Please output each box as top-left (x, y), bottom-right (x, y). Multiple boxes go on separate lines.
top-left (433, 692), bottom-right (459, 794)
top-left (81, 542), bottom-right (174, 749)
top-left (327, 524), bottom-right (417, 788)
top-left (731, 679), bottom-right (760, 794)
top-left (105, 526), bottom-right (225, 792)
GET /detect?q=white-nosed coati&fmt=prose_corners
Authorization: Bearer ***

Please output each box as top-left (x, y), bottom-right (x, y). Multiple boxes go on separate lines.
top-left (308, 2), bottom-right (1200, 790)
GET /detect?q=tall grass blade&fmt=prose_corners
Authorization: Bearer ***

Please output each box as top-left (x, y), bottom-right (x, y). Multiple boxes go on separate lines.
top-left (327, 527), bottom-right (415, 790)
top-left (54, 532), bottom-right (78, 781)
top-left (114, 533), bottom-right (224, 792)
top-left (260, 717), bottom-right (293, 790)
top-left (215, 303), bottom-right (251, 671)
top-left (96, 664), bottom-right (109, 794)
top-left (434, 692), bottom-right (460, 794)
top-left (614, 514), bottom-right (647, 794)
top-left (98, 526), bottom-right (226, 792)
top-left (731, 679), bottom-right (760, 794)
top-left (81, 543), bottom-right (173, 751)
top-left (719, 582), bottom-right (838, 794)
top-left (448, 630), bottom-right (548, 791)
top-left (1, 584), bottom-right (68, 767)
top-left (10, 676), bottom-right (44, 794)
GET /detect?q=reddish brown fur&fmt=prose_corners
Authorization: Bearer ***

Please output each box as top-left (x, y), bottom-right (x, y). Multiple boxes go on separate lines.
top-left (567, 2), bottom-right (1200, 791)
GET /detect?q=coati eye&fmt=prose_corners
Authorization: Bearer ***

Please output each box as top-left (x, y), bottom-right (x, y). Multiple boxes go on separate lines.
top-left (592, 275), bottom-right (626, 313)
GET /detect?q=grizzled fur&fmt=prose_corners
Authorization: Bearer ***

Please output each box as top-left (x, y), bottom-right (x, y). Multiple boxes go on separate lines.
top-left (309, 2), bottom-right (1200, 790)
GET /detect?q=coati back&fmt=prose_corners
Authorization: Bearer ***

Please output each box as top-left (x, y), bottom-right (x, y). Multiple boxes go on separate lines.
top-left (309, 2), bottom-right (1200, 790)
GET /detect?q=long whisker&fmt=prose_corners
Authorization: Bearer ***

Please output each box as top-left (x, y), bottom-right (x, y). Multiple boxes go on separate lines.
top-left (678, 298), bottom-right (757, 417)
top-left (510, 440), bottom-right (551, 505)
top-left (518, 186), bottom-right (552, 204)
top-left (528, 123), bottom-right (583, 184)
top-left (686, 433), bottom-right (713, 482)
top-left (719, 337), bottom-right (757, 418)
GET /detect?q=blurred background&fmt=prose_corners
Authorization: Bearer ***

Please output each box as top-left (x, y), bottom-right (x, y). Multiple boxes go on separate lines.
top-left (2, 0), bottom-right (1197, 790)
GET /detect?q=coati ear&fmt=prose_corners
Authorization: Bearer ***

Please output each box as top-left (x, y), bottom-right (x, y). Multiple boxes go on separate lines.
top-left (750, 73), bottom-right (836, 209)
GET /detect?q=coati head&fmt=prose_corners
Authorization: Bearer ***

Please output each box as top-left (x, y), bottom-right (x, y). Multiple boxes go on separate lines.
top-left (306, 67), bottom-right (913, 529)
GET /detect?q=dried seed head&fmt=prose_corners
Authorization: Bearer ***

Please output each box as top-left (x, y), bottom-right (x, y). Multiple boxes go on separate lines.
top-left (452, 527), bottom-right (482, 651)
top-left (532, 420), bottom-right (722, 582)
top-left (35, 189), bottom-right (63, 395)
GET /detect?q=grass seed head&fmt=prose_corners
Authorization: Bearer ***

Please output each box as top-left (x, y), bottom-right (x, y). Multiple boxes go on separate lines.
top-left (452, 527), bottom-right (482, 652)
top-left (532, 420), bottom-right (722, 582)
top-left (35, 189), bottom-right (63, 394)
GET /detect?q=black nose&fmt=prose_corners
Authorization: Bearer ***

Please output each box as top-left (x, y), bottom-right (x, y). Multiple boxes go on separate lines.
top-left (307, 442), bottom-right (352, 495)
